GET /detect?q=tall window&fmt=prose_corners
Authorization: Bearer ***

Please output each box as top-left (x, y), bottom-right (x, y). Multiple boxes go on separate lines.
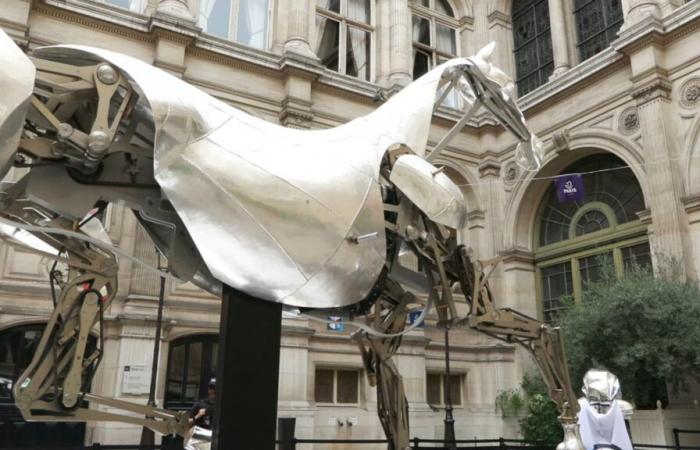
top-left (165, 335), bottom-right (218, 409)
top-left (410, 0), bottom-right (458, 80)
top-left (426, 373), bottom-right (463, 406)
top-left (314, 368), bottom-right (360, 404)
top-left (536, 154), bottom-right (649, 322)
top-left (103, 0), bottom-right (147, 12)
top-left (198, 0), bottom-right (271, 49)
top-left (574, 0), bottom-right (624, 61)
top-left (0, 324), bottom-right (43, 403)
top-left (512, 0), bottom-right (554, 96)
top-left (315, 0), bottom-right (373, 81)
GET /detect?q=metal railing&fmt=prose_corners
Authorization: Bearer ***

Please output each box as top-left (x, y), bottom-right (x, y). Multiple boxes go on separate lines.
top-left (673, 429), bottom-right (700, 450)
top-left (4, 434), bottom-right (700, 450)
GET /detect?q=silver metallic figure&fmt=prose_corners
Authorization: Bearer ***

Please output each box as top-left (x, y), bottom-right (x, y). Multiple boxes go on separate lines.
top-left (577, 370), bottom-right (634, 450)
top-left (0, 28), bottom-right (582, 450)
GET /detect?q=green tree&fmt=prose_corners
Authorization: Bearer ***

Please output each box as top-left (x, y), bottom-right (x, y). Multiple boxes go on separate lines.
top-left (559, 261), bottom-right (700, 408)
top-left (518, 373), bottom-right (564, 444)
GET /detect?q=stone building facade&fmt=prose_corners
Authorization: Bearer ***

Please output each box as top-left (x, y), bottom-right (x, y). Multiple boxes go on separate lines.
top-left (1, 0), bottom-right (700, 447)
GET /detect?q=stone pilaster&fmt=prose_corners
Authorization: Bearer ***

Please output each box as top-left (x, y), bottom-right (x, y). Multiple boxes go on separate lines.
top-left (477, 157), bottom-right (502, 257)
top-left (632, 77), bottom-right (694, 274)
top-left (486, 10), bottom-right (515, 79)
top-left (624, 0), bottom-right (685, 26)
top-left (547, 0), bottom-right (571, 77)
top-left (388, 0), bottom-right (412, 87)
top-left (279, 67), bottom-right (315, 129)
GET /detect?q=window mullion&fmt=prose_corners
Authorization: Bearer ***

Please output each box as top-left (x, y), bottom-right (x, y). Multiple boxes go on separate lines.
top-left (339, 20), bottom-right (348, 75)
top-left (181, 342), bottom-right (190, 403)
top-left (613, 247), bottom-right (624, 278)
top-left (229, 0), bottom-right (240, 41)
top-left (572, 258), bottom-right (582, 304)
top-left (333, 370), bottom-right (338, 404)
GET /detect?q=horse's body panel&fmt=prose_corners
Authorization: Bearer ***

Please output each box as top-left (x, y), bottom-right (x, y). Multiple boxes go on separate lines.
top-left (22, 45), bottom-right (477, 308)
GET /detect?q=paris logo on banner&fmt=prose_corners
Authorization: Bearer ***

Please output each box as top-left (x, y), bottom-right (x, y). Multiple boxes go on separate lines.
top-left (554, 173), bottom-right (584, 203)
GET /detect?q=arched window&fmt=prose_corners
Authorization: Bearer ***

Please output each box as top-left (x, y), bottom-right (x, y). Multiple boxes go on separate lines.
top-left (315, 0), bottom-right (373, 81)
top-left (198, 0), bottom-right (271, 50)
top-left (512, 0), bottom-right (554, 96)
top-left (0, 324), bottom-right (95, 447)
top-left (165, 334), bottom-right (218, 409)
top-left (574, 0), bottom-right (624, 61)
top-left (410, 0), bottom-right (459, 80)
top-left (535, 154), bottom-right (650, 322)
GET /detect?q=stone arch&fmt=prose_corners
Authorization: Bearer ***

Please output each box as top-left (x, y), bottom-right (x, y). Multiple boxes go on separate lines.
top-left (0, 319), bottom-right (46, 333)
top-left (432, 158), bottom-right (482, 212)
top-left (0, 319), bottom-right (100, 338)
top-left (684, 115), bottom-right (700, 195)
top-left (503, 129), bottom-right (649, 252)
top-left (451, 0), bottom-right (474, 17)
top-left (165, 328), bottom-right (218, 342)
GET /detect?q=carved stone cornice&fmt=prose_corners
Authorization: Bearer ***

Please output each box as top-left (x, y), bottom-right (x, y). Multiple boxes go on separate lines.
top-left (636, 208), bottom-right (653, 225)
top-left (500, 247), bottom-right (535, 266)
top-left (467, 209), bottom-right (485, 230)
top-left (682, 195), bottom-right (700, 215)
top-left (478, 158), bottom-right (501, 178)
top-left (149, 14), bottom-right (200, 45)
top-left (279, 97), bottom-right (314, 129)
top-left (632, 76), bottom-right (673, 106)
top-left (487, 10), bottom-right (512, 28)
top-left (459, 15), bottom-right (475, 31)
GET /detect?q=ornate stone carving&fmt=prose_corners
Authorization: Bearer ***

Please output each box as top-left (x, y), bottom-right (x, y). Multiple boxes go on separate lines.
top-left (631, 78), bottom-right (672, 105)
top-left (619, 107), bottom-right (640, 135)
top-left (478, 158), bottom-right (501, 178)
top-left (680, 77), bottom-right (700, 109)
top-left (552, 129), bottom-right (571, 153)
top-left (503, 161), bottom-right (519, 185)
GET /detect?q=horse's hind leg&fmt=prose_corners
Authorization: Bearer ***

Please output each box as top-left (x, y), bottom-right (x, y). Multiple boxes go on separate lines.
top-left (352, 278), bottom-right (418, 450)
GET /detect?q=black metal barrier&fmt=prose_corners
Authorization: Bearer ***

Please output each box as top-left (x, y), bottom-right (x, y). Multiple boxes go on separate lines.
top-left (673, 429), bottom-right (700, 450)
top-left (5, 439), bottom-right (700, 450)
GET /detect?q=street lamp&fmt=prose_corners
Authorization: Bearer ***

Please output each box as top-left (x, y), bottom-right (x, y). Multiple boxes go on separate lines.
top-left (443, 325), bottom-right (456, 450)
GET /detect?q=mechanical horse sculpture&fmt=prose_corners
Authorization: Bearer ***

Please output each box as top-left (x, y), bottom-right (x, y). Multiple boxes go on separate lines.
top-left (0, 28), bottom-right (582, 450)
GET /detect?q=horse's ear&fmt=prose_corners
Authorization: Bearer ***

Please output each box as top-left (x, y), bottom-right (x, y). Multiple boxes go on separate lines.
top-left (476, 42), bottom-right (496, 63)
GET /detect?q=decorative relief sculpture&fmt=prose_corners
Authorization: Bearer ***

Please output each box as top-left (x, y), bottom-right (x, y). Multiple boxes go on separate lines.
top-left (619, 107), bottom-right (640, 135)
top-left (680, 77), bottom-right (700, 109)
top-left (0, 30), bottom-right (583, 450)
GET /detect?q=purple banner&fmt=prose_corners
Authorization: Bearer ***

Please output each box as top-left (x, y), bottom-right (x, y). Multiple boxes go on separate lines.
top-left (554, 173), bottom-right (584, 203)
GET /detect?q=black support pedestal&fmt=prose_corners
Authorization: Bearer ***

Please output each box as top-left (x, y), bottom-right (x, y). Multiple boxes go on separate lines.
top-left (212, 285), bottom-right (282, 450)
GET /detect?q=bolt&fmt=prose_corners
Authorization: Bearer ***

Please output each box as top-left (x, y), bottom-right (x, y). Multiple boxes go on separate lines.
top-left (88, 130), bottom-right (111, 155)
top-left (96, 63), bottom-right (118, 85)
top-left (57, 123), bottom-right (73, 140)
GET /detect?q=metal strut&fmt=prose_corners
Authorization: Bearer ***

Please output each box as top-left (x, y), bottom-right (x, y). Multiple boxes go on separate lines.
top-left (352, 278), bottom-right (420, 450)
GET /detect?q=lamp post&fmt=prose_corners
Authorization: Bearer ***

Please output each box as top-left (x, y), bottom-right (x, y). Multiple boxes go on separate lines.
top-left (140, 250), bottom-right (167, 445)
top-left (443, 325), bottom-right (456, 449)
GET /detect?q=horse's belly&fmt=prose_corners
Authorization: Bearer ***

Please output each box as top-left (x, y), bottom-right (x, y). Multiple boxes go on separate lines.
top-left (157, 124), bottom-right (387, 308)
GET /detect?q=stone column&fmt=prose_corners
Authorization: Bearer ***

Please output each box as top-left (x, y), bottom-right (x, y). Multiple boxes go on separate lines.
top-left (624, 0), bottom-right (661, 26)
top-left (156, 0), bottom-right (194, 21)
top-left (284, 0), bottom-right (317, 58)
top-left (547, 0), bottom-right (571, 77)
top-left (388, 0), bottom-right (412, 87)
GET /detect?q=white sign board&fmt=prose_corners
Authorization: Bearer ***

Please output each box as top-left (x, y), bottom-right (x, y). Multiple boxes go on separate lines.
top-left (121, 365), bottom-right (150, 395)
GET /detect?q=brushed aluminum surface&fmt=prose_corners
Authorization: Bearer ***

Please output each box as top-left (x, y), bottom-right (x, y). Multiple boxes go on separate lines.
top-left (28, 44), bottom-right (541, 308)
top-left (389, 154), bottom-right (467, 229)
top-left (0, 32), bottom-right (35, 177)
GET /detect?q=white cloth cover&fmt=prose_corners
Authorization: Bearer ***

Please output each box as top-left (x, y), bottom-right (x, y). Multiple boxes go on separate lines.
top-left (578, 398), bottom-right (633, 450)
